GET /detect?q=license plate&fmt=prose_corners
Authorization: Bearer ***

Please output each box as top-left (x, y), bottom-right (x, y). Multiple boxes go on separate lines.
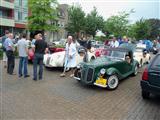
top-left (94, 77), bottom-right (107, 88)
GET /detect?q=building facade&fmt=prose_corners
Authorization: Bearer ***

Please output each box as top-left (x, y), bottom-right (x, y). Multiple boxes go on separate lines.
top-left (46, 4), bottom-right (69, 42)
top-left (0, 0), bottom-right (28, 36)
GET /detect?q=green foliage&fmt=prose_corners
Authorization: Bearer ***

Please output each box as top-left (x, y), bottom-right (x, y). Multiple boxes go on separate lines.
top-left (27, 0), bottom-right (58, 32)
top-left (128, 19), bottom-right (151, 40)
top-left (66, 4), bottom-right (86, 37)
top-left (104, 11), bottom-right (133, 37)
top-left (84, 7), bottom-right (105, 38)
top-left (146, 19), bottom-right (160, 39)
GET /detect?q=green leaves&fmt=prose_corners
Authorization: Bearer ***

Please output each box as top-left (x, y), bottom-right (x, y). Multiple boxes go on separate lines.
top-left (104, 11), bottom-right (130, 37)
top-left (27, 0), bottom-right (58, 32)
top-left (65, 4), bottom-right (86, 36)
top-left (85, 7), bottom-right (105, 38)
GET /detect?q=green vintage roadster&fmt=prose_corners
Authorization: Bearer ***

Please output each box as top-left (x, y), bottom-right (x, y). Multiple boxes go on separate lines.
top-left (74, 45), bottom-right (139, 90)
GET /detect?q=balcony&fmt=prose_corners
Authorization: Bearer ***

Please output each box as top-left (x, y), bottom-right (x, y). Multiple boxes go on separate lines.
top-left (0, 16), bottom-right (15, 27)
top-left (0, 0), bottom-right (14, 9)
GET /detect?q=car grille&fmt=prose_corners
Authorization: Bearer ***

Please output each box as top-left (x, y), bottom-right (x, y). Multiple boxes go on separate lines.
top-left (86, 68), bottom-right (94, 82)
top-left (46, 57), bottom-right (51, 65)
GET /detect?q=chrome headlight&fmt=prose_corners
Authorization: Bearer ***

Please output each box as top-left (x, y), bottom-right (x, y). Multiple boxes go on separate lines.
top-left (100, 68), bottom-right (106, 75)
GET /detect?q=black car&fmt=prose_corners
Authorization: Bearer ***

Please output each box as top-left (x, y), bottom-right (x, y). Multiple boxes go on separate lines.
top-left (141, 53), bottom-right (160, 99)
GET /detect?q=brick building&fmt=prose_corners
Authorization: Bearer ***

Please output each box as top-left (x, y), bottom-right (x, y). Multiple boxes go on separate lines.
top-left (0, 0), bottom-right (28, 36)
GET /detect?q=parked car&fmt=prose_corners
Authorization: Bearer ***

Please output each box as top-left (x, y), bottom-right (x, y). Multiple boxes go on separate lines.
top-left (142, 40), bottom-right (153, 52)
top-left (94, 46), bottom-right (109, 57)
top-left (52, 39), bottom-right (66, 46)
top-left (74, 44), bottom-right (139, 90)
top-left (134, 43), bottom-right (151, 67)
top-left (43, 47), bottom-right (96, 68)
top-left (141, 53), bottom-right (160, 99)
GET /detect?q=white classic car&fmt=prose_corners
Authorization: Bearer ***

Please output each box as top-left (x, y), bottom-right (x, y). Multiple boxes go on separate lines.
top-left (43, 48), bottom-right (96, 68)
top-left (134, 44), bottom-right (151, 67)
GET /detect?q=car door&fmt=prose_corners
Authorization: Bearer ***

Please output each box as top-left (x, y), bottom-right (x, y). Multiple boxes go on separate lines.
top-left (148, 55), bottom-right (160, 87)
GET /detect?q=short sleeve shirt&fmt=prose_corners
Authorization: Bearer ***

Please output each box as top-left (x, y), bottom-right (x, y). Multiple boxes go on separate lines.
top-left (17, 39), bottom-right (28, 57)
top-left (35, 40), bottom-right (48, 54)
top-left (4, 38), bottom-right (14, 51)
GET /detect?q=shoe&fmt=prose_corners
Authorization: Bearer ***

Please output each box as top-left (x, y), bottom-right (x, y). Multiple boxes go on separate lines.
top-left (60, 73), bottom-right (65, 77)
top-left (9, 73), bottom-right (16, 75)
top-left (19, 74), bottom-right (22, 77)
top-left (39, 78), bottom-right (42, 80)
top-left (70, 74), bottom-right (74, 77)
top-left (33, 78), bottom-right (37, 81)
top-left (24, 75), bottom-right (30, 78)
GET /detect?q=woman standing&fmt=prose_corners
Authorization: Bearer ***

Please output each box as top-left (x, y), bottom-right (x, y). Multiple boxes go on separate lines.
top-left (60, 36), bottom-right (76, 77)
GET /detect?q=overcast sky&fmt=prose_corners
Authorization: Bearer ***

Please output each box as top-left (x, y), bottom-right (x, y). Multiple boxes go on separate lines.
top-left (58, 0), bottom-right (160, 23)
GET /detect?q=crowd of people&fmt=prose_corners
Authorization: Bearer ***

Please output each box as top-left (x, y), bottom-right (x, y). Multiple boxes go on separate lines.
top-left (1, 30), bottom-right (48, 81)
top-left (1, 30), bottom-right (160, 80)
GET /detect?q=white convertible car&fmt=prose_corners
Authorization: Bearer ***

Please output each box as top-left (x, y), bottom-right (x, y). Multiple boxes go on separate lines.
top-left (134, 44), bottom-right (151, 67)
top-left (43, 49), bottom-right (96, 68)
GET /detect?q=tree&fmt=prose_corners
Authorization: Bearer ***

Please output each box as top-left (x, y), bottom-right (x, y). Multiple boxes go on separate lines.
top-left (27, 0), bottom-right (58, 33)
top-left (104, 10), bottom-right (134, 37)
top-left (128, 19), bottom-right (151, 40)
top-left (146, 19), bottom-right (160, 39)
top-left (65, 4), bottom-right (86, 38)
top-left (84, 7), bottom-right (105, 38)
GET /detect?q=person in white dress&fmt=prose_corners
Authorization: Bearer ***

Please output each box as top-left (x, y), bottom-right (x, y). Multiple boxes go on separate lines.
top-left (60, 36), bottom-right (77, 77)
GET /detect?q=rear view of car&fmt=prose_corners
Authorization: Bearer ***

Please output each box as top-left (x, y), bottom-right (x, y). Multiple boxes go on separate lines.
top-left (141, 53), bottom-right (160, 99)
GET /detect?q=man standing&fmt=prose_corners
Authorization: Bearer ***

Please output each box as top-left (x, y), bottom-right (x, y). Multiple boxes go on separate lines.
top-left (110, 37), bottom-right (119, 48)
top-left (2, 30), bottom-right (9, 68)
top-left (33, 33), bottom-right (48, 81)
top-left (4, 33), bottom-right (15, 75)
top-left (17, 33), bottom-right (30, 78)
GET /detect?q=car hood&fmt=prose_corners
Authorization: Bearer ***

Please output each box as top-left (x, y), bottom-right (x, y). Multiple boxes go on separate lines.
top-left (84, 56), bottom-right (121, 68)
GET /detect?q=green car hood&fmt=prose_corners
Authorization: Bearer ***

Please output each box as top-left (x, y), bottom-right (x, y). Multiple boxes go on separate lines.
top-left (84, 56), bottom-right (119, 67)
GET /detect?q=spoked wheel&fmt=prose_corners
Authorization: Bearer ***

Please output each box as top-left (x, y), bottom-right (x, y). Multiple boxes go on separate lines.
top-left (133, 65), bottom-right (138, 76)
top-left (107, 75), bottom-right (119, 90)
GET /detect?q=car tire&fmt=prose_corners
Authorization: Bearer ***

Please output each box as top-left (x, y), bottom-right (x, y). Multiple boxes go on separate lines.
top-left (142, 90), bottom-right (150, 99)
top-left (133, 65), bottom-right (138, 76)
top-left (107, 75), bottom-right (119, 90)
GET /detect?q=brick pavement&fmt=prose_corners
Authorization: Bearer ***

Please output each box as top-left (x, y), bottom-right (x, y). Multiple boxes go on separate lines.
top-left (1, 60), bottom-right (160, 120)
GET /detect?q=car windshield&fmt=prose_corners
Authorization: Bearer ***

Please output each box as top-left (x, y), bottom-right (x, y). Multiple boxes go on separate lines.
top-left (107, 50), bottom-right (126, 60)
top-left (151, 55), bottom-right (160, 69)
top-left (135, 48), bottom-right (143, 52)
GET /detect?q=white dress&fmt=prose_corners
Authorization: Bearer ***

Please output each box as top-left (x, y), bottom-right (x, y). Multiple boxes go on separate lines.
top-left (64, 43), bottom-right (77, 68)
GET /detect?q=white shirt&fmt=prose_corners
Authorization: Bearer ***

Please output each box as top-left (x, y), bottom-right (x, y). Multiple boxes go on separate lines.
top-left (110, 40), bottom-right (119, 48)
top-left (17, 38), bottom-right (28, 57)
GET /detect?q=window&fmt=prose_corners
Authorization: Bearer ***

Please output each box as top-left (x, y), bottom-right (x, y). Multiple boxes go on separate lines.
top-left (22, 0), bottom-right (28, 7)
top-left (15, 11), bottom-right (18, 20)
top-left (22, 12), bottom-right (27, 21)
top-left (151, 55), bottom-right (160, 69)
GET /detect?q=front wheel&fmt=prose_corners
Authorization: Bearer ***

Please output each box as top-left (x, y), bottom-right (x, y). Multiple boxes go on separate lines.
top-left (133, 65), bottom-right (138, 76)
top-left (107, 75), bottom-right (119, 90)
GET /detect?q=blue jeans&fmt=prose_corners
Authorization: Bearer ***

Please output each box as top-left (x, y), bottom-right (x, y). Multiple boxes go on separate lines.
top-left (33, 53), bottom-right (44, 80)
top-left (19, 57), bottom-right (28, 76)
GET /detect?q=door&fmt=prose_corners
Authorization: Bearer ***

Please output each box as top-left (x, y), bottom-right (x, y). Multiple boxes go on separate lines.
top-left (149, 55), bottom-right (160, 87)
